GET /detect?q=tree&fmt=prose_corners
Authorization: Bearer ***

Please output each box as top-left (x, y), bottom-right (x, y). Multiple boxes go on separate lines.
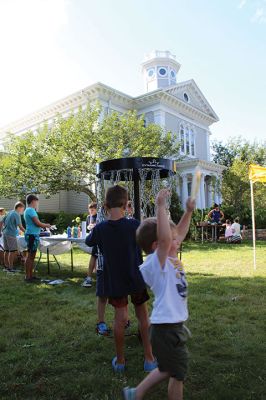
top-left (0, 106), bottom-right (179, 200)
top-left (212, 137), bottom-right (266, 227)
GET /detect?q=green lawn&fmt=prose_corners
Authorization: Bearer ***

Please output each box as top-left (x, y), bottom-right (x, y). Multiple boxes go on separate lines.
top-left (0, 241), bottom-right (265, 400)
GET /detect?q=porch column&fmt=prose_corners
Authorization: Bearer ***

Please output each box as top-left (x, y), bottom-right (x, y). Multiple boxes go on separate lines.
top-left (200, 173), bottom-right (206, 209)
top-left (207, 176), bottom-right (213, 208)
top-left (181, 174), bottom-right (188, 209)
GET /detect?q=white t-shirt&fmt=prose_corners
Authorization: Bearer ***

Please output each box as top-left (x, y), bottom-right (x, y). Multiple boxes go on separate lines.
top-left (231, 222), bottom-right (241, 235)
top-left (140, 252), bottom-right (188, 324)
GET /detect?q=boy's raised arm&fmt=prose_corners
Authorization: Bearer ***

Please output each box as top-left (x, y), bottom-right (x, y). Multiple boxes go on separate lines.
top-left (176, 197), bottom-right (195, 243)
top-left (156, 189), bottom-right (172, 268)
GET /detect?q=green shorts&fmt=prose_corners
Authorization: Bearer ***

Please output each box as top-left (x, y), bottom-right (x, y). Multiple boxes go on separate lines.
top-left (150, 323), bottom-right (190, 381)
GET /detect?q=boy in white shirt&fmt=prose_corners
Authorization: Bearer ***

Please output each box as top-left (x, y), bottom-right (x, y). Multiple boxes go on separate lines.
top-left (123, 189), bottom-right (195, 400)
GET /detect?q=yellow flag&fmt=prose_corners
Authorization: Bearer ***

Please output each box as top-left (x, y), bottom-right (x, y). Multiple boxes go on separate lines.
top-left (249, 164), bottom-right (266, 183)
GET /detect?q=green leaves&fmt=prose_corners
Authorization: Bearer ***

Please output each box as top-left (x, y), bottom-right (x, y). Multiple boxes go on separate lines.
top-left (0, 106), bottom-right (179, 201)
top-left (212, 137), bottom-right (266, 227)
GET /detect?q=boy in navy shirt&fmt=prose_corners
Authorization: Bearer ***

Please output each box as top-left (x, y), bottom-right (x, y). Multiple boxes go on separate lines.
top-left (86, 185), bottom-right (156, 372)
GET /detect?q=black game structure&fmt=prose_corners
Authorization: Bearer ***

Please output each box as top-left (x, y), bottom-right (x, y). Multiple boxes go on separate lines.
top-left (97, 157), bottom-right (176, 221)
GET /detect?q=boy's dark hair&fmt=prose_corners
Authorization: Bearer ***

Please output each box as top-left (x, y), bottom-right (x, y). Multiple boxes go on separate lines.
top-left (26, 194), bottom-right (39, 205)
top-left (88, 202), bottom-right (97, 209)
top-left (234, 217), bottom-right (240, 223)
top-left (15, 202), bottom-right (25, 210)
top-left (136, 217), bottom-right (176, 255)
top-left (105, 185), bottom-right (128, 209)
top-left (214, 203), bottom-right (219, 208)
top-left (226, 219), bottom-right (231, 224)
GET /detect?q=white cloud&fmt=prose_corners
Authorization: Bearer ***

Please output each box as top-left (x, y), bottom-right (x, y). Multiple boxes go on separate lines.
top-left (238, 0), bottom-right (247, 9)
top-left (0, 0), bottom-right (85, 128)
top-left (251, 6), bottom-right (266, 23)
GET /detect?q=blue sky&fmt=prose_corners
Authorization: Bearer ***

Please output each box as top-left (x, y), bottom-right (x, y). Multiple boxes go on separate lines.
top-left (0, 0), bottom-right (265, 143)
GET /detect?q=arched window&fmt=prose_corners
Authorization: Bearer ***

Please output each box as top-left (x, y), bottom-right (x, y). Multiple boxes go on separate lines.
top-left (190, 129), bottom-right (195, 156)
top-left (185, 127), bottom-right (190, 154)
top-left (180, 125), bottom-right (185, 154)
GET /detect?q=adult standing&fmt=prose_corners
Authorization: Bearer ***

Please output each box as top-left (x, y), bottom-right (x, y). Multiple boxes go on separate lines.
top-left (207, 204), bottom-right (224, 240)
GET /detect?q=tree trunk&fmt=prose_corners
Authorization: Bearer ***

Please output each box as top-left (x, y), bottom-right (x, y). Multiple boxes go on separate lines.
top-left (80, 187), bottom-right (96, 201)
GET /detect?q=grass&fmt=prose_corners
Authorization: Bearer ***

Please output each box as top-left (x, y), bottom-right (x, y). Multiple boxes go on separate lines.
top-left (0, 241), bottom-right (265, 400)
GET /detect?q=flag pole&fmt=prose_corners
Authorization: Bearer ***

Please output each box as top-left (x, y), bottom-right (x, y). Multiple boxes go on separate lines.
top-left (250, 179), bottom-right (256, 270)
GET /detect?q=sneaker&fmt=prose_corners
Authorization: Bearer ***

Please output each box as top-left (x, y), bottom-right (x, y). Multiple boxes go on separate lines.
top-left (96, 322), bottom-right (110, 336)
top-left (144, 359), bottom-right (158, 372)
top-left (24, 277), bottom-right (35, 283)
top-left (81, 276), bottom-right (92, 287)
top-left (24, 277), bottom-right (41, 284)
top-left (112, 356), bottom-right (125, 373)
top-left (123, 387), bottom-right (136, 399)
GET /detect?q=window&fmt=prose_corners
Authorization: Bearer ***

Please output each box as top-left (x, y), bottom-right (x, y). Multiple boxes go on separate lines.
top-left (179, 124), bottom-right (196, 157)
top-left (158, 67), bottom-right (167, 76)
top-left (147, 68), bottom-right (155, 78)
top-left (170, 70), bottom-right (176, 79)
top-left (180, 125), bottom-right (185, 153)
top-left (183, 93), bottom-right (189, 102)
top-left (190, 130), bottom-right (195, 156)
top-left (186, 127), bottom-right (190, 154)
top-left (187, 181), bottom-right (192, 197)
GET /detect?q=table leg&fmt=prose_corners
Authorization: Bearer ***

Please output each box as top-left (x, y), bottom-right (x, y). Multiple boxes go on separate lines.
top-left (71, 247), bottom-right (73, 272)
top-left (35, 252), bottom-right (42, 271)
top-left (53, 255), bottom-right (61, 270)
top-left (47, 248), bottom-right (50, 274)
top-left (202, 227), bottom-right (204, 243)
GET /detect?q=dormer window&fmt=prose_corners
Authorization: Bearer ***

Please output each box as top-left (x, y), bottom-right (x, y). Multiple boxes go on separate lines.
top-left (183, 93), bottom-right (189, 102)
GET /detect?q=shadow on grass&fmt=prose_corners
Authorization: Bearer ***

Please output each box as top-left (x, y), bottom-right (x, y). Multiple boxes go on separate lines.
top-left (0, 268), bottom-right (265, 400)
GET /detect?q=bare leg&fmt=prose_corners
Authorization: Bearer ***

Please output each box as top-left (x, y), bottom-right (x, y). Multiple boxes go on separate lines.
top-left (97, 296), bottom-right (107, 322)
top-left (134, 303), bottom-right (154, 362)
top-left (135, 368), bottom-right (169, 400)
top-left (8, 252), bottom-right (16, 269)
top-left (87, 255), bottom-right (96, 277)
top-left (168, 378), bottom-right (183, 400)
top-left (113, 306), bottom-right (127, 364)
top-left (25, 252), bottom-right (36, 279)
top-left (4, 251), bottom-right (9, 268)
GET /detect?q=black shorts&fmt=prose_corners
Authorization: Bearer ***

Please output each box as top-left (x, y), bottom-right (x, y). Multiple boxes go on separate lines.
top-left (91, 245), bottom-right (98, 258)
top-left (150, 323), bottom-right (190, 381)
top-left (96, 269), bottom-right (105, 297)
top-left (109, 289), bottom-right (150, 308)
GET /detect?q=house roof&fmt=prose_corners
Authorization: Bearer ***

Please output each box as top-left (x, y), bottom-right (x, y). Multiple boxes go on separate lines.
top-left (0, 80), bottom-right (219, 137)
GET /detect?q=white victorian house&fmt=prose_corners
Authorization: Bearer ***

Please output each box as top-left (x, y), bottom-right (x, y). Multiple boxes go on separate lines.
top-left (0, 50), bottom-right (224, 213)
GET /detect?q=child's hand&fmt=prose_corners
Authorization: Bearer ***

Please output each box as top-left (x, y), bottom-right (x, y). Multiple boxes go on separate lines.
top-left (156, 189), bottom-right (171, 207)
top-left (186, 197), bottom-right (196, 212)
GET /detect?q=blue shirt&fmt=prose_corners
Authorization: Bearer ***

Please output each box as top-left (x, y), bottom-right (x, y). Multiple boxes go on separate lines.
top-left (2, 211), bottom-right (21, 237)
top-left (86, 217), bottom-right (144, 297)
top-left (24, 207), bottom-right (41, 235)
top-left (212, 210), bottom-right (221, 223)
